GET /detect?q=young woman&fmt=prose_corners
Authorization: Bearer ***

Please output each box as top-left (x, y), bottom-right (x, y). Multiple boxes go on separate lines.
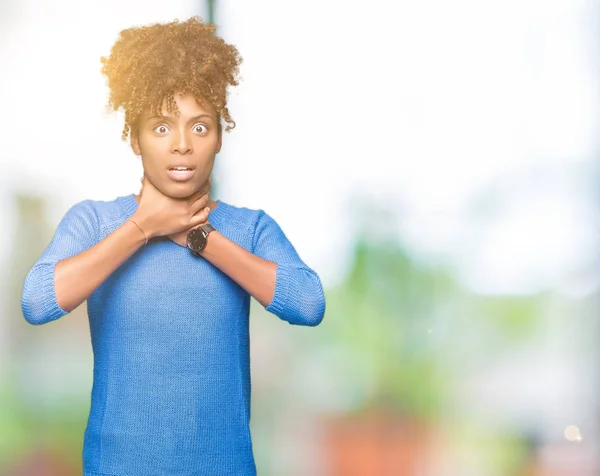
top-left (21, 16), bottom-right (326, 476)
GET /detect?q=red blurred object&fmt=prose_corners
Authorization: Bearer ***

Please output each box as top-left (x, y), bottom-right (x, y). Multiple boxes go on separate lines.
top-left (321, 409), bottom-right (431, 476)
top-left (7, 447), bottom-right (77, 476)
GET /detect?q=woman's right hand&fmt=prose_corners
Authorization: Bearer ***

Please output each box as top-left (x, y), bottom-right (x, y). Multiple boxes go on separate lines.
top-left (132, 174), bottom-right (212, 239)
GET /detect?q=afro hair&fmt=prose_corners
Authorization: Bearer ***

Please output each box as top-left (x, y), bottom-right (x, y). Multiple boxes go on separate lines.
top-left (100, 16), bottom-right (243, 141)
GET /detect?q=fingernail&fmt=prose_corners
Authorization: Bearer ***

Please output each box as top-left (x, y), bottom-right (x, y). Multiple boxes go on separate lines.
top-left (205, 207), bottom-right (210, 213)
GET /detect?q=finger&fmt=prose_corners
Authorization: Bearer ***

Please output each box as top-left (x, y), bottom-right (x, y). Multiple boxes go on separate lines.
top-left (191, 194), bottom-right (210, 214)
top-left (191, 206), bottom-right (211, 226)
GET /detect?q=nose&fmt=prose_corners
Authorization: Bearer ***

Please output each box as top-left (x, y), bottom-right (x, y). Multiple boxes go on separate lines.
top-left (172, 128), bottom-right (192, 154)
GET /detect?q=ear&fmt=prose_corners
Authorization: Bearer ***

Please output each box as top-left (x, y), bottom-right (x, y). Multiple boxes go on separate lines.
top-left (131, 131), bottom-right (141, 156)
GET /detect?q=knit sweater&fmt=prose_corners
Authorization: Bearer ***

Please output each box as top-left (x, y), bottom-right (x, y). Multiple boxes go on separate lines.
top-left (21, 192), bottom-right (326, 476)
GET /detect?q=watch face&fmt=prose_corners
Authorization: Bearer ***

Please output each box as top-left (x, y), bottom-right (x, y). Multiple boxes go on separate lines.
top-left (186, 227), bottom-right (208, 255)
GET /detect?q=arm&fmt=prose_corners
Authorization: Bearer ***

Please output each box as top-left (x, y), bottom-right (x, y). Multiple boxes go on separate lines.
top-left (21, 201), bottom-right (147, 325)
top-left (199, 210), bottom-right (326, 326)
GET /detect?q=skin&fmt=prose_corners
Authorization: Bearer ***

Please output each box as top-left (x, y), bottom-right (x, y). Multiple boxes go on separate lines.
top-left (129, 91), bottom-right (277, 308)
top-left (131, 92), bottom-right (220, 246)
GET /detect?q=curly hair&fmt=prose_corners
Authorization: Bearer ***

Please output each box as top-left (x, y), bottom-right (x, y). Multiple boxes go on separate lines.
top-left (100, 16), bottom-right (243, 141)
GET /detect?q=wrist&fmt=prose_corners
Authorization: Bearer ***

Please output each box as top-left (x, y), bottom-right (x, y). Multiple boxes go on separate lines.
top-left (130, 212), bottom-right (154, 240)
top-left (187, 222), bottom-right (216, 256)
top-left (125, 218), bottom-right (148, 245)
top-left (197, 229), bottom-right (219, 257)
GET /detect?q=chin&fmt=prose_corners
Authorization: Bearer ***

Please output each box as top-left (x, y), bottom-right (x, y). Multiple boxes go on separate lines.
top-left (162, 182), bottom-right (199, 199)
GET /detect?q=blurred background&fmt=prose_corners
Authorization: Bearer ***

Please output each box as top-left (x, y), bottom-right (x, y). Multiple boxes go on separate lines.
top-left (1, 0), bottom-right (599, 474)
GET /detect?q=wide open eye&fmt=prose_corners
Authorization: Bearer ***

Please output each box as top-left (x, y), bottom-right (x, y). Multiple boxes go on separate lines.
top-left (154, 124), bottom-right (169, 134)
top-left (193, 124), bottom-right (208, 133)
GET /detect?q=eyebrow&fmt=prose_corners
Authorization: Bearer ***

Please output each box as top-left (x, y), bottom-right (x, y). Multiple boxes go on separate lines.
top-left (146, 113), bottom-right (215, 123)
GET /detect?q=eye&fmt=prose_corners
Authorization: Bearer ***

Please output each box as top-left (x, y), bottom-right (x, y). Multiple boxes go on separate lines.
top-left (154, 124), bottom-right (169, 134)
top-left (193, 124), bottom-right (208, 133)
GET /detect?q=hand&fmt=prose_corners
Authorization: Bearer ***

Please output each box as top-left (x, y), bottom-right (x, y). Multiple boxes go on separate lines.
top-left (132, 173), bottom-right (212, 240)
top-left (166, 177), bottom-right (213, 247)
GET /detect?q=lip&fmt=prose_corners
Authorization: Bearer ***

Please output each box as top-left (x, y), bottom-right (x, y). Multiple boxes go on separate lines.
top-left (166, 168), bottom-right (196, 181)
top-left (168, 163), bottom-right (196, 170)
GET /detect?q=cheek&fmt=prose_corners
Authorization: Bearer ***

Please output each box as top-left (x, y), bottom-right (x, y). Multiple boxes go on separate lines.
top-left (139, 136), bottom-right (170, 157)
top-left (200, 135), bottom-right (221, 152)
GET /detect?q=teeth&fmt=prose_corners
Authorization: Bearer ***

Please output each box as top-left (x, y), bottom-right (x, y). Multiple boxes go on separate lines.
top-left (171, 168), bottom-right (191, 171)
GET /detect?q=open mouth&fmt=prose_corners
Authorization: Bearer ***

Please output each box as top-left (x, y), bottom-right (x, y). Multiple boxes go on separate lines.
top-left (166, 167), bottom-right (196, 181)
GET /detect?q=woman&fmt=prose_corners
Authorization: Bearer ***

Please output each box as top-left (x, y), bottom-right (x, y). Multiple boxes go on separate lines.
top-left (21, 16), bottom-right (326, 476)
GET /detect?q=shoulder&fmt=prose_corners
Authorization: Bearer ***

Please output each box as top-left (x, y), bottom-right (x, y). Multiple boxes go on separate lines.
top-left (61, 198), bottom-right (100, 224)
top-left (68, 195), bottom-right (121, 216)
top-left (215, 200), bottom-right (285, 246)
top-left (216, 200), bottom-right (279, 231)
top-left (63, 194), bottom-right (129, 235)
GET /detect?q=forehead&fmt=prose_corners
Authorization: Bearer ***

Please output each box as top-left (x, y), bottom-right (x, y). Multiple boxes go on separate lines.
top-left (142, 92), bottom-right (216, 120)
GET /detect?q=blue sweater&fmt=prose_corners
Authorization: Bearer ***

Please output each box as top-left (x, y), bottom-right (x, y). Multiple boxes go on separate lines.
top-left (21, 193), bottom-right (326, 475)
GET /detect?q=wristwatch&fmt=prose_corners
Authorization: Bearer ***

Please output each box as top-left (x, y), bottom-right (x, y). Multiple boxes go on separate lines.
top-left (186, 223), bottom-right (215, 256)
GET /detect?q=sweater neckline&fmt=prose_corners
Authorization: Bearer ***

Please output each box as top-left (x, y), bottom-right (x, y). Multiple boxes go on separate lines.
top-left (119, 193), bottom-right (227, 229)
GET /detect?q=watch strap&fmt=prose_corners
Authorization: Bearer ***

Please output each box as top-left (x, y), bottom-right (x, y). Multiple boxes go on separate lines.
top-left (200, 223), bottom-right (215, 235)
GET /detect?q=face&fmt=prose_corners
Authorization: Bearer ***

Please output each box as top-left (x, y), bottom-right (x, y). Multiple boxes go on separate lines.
top-left (131, 92), bottom-right (222, 199)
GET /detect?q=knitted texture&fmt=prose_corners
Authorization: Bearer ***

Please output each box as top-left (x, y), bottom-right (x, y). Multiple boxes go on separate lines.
top-left (21, 193), bottom-right (326, 475)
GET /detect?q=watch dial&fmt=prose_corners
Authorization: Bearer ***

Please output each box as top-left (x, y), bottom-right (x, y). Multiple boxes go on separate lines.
top-left (186, 227), bottom-right (207, 253)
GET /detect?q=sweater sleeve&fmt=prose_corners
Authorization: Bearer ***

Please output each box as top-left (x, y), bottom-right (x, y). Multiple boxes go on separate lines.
top-left (251, 210), bottom-right (326, 326)
top-left (21, 199), bottom-right (99, 325)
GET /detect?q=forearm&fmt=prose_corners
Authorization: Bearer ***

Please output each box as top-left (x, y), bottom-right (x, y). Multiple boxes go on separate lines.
top-left (199, 231), bottom-right (277, 307)
top-left (24, 216), bottom-right (144, 324)
top-left (200, 230), bottom-right (325, 326)
top-left (54, 219), bottom-right (147, 313)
